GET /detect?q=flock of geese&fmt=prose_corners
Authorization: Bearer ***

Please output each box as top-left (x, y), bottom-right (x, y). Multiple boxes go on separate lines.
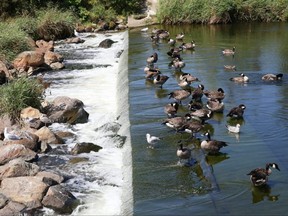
top-left (144, 27), bottom-right (282, 187)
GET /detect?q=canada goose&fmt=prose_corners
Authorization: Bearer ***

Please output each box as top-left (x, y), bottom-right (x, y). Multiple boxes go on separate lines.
top-left (222, 47), bottom-right (235, 55)
top-left (179, 120), bottom-right (203, 138)
top-left (206, 98), bottom-right (224, 113)
top-left (247, 163), bottom-right (280, 187)
top-left (167, 48), bottom-right (182, 58)
top-left (261, 73), bottom-right (283, 81)
top-left (188, 100), bottom-right (203, 110)
top-left (150, 35), bottom-right (159, 43)
top-left (153, 74), bottom-right (169, 89)
top-left (203, 88), bottom-right (225, 100)
top-left (192, 84), bottom-right (205, 102)
top-left (178, 77), bottom-right (192, 88)
top-left (230, 73), bottom-right (249, 83)
top-left (177, 143), bottom-right (191, 162)
top-left (145, 67), bottom-right (161, 79)
top-left (164, 102), bottom-right (179, 117)
top-left (190, 108), bottom-right (212, 123)
top-left (226, 123), bottom-right (241, 133)
top-left (171, 57), bottom-right (185, 70)
top-left (158, 30), bottom-right (170, 39)
top-left (168, 38), bottom-right (176, 46)
top-left (176, 32), bottom-right (185, 40)
top-left (162, 114), bottom-right (191, 131)
top-left (226, 104), bottom-right (246, 118)
top-left (146, 52), bottom-right (158, 65)
top-left (146, 133), bottom-right (161, 149)
top-left (179, 73), bottom-right (199, 82)
top-left (201, 132), bottom-right (228, 154)
top-left (4, 127), bottom-right (22, 141)
top-left (181, 40), bottom-right (196, 50)
top-left (168, 89), bottom-right (191, 104)
top-left (224, 65), bottom-right (236, 71)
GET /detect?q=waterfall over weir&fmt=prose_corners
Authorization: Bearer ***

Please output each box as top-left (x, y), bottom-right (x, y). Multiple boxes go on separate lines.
top-left (43, 31), bottom-right (132, 215)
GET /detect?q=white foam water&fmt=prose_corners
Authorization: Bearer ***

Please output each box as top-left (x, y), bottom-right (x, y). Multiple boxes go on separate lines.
top-left (43, 31), bottom-right (132, 215)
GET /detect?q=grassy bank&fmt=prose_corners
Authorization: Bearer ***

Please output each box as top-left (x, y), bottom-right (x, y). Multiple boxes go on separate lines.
top-left (157, 0), bottom-right (288, 24)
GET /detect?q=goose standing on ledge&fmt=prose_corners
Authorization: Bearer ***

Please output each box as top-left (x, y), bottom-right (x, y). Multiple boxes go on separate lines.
top-left (247, 163), bottom-right (280, 187)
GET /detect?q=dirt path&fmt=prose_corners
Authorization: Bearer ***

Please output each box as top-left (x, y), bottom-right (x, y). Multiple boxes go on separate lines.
top-left (127, 0), bottom-right (158, 28)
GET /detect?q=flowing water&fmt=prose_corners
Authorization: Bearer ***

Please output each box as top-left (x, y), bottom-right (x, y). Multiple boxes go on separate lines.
top-left (42, 22), bottom-right (288, 215)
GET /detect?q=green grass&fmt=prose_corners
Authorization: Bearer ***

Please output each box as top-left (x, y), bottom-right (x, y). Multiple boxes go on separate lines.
top-left (157, 0), bottom-right (288, 24)
top-left (0, 77), bottom-right (45, 121)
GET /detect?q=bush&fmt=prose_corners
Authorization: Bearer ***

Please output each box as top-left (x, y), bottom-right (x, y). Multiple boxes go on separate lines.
top-left (0, 77), bottom-right (45, 121)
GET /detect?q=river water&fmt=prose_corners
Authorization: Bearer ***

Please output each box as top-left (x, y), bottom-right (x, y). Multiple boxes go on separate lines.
top-left (43, 22), bottom-right (288, 215)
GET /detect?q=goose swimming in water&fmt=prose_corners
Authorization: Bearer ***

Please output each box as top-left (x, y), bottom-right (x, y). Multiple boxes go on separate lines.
top-left (162, 114), bottom-right (191, 132)
top-left (201, 132), bottom-right (228, 154)
top-left (226, 104), bottom-right (246, 118)
top-left (179, 73), bottom-right (199, 83)
top-left (192, 84), bottom-right (205, 102)
top-left (177, 143), bottom-right (191, 162)
top-left (168, 89), bottom-right (191, 104)
top-left (153, 74), bottom-right (169, 89)
top-left (203, 88), bottom-right (225, 100)
top-left (164, 102), bottom-right (179, 117)
top-left (222, 47), bottom-right (235, 55)
top-left (247, 163), bottom-right (280, 187)
top-left (206, 98), bottom-right (224, 113)
top-left (230, 73), bottom-right (249, 83)
top-left (261, 73), bottom-right (283, 81)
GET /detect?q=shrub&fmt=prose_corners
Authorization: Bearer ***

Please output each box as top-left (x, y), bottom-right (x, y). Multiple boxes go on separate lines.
top-left (0, 77), bottom-right (45, 121)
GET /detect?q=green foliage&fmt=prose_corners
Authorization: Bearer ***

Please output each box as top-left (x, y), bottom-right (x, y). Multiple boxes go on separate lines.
top-left (0, 77), bottom-right (45, 121)
top-left (0, 22), bottom-right (30, 61)
top-left (158, 0), bottom-right (288, 24)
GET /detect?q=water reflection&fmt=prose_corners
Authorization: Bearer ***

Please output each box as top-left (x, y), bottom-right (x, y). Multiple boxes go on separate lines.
top-left (251, 185), bottom-right (280, 203)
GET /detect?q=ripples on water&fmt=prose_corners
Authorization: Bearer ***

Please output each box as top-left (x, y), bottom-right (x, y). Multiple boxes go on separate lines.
top-left (130, 23), bottom-right (288, 215)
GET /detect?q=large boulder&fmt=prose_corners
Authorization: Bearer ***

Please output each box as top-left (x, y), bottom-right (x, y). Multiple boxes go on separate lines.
top-left (46, 96), bottom-right (89, 124)
top-left (71, 142), bottom-right (102, 155)
top-left (42, 185), bottom-right (79, 214)
top-left (35, 40), bottom-right (54, 53)
top-left (5, 132), bottom-right (40, 152)
top-left (36, 171), bottom-right (64, 184)
top-left (20, 107), bottom-right (42, 119)
top-left (0, 201), bottom-right (26, 215)
top-left (0, 176), bottom-right (49, 209)
top-left (13, 51), bottom-right (45, 70)
top-left (44, 51), bottom-right (64, 65)
top-left (34, 126), bottom-right (64, 145)
top-left (98, 39), bottom-right (116, 48)
top-left (0, 158), bottom-right (40, 179)
top-left (0, 144), bottom-right (38, 165)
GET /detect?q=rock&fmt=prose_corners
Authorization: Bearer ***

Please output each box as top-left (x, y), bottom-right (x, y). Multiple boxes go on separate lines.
top-left (20, 107), bottom-right (42, 119)
top-left (36, 171), bottom-right (64, 184)
top-left (49, 62), bottom-right (65, 70)
top-left (0, 193), bottom-right (9, 209)
top-left (0, 176), bottom-right (49, 208)
top-left (34, 126), bottom-right (64, 145)
top-left (5, 132), bottom-right (40, 152)
top-left (98, 39), bottom-right (116, 48)
top-left (35, 40), bottom-right (54, 53)
top-left (65, 37), bottom-right (85, 44)
top-left (46, 96), bottom-right (89, 124)
top-left (42, 185), bottom-right (79, 214)
top-left (0, 70), bottom-right (7, 85)
top-left (0, 158), bottom-right (40, 179)
top-left (0, 201), bottom-right (26, 215)
top-left (13, 51), bottom-right (45, 71)
top-left (71, 142), bottom-right (102, 155)
top-left (0, 144), bottom-right (38, 165)
top-left (44, 51), bottom-right (63, 65)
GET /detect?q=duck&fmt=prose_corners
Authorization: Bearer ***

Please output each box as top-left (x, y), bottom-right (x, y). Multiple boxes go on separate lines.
top-left (180, 40), bottom-right (196, 50)
top-left (150, 35), bottom-right (159, 43)
top-left (145, 67), bottom-right (161, 79)
top-left (153, 74), bottom-right (169, 89)
top-left (192, 84), bottom-right (205, 102)
top-left (146, 52), bottom-right (158, 65)
top-left (226, 104), bottom-right (246, 118)
top-left (158, 30), bottom-right (170, 39)
top-left (206, 98), bottom-right (224, 113)
top-left (203, 88), bottom-right (225, 100)
top-left (164, 102), bottom-right (179, 117)
top-left (201, 132), bottom-right (228, 154)
top-left (4, 127), bottom-right (22, 141)
top-left (146, 133), bottom-right (161, 149)
top-left (176, 32), bottom-right (185, 40)
top-left (178, 77), bottom-right (192, 88)
top-left (179, 73), bottom-right (199, 82)
top-left (222, 46), bottom-right (235, 55)
top-left (167, 48), bottom-right (181, 59)
top-left (141, 27), bottom-right (149, 32)
top-left (168, 89), bottom-right (191, 104)
top-left (247, 163), bottom-right (280, 187)
top-left (177, 143), bottom-right (191, 163)
top-left (226, 123), bottom-right (241, 133)
top-left (224, 65), bottom-right (236, 71)
top-left (162, 114), bottom-right (191, 132)
top-left (230, 73), bottom-right (249, 83)
top-left (179, 120), bottom-right (203, 138)
top-left (261, 73), bottom-right (283, 81)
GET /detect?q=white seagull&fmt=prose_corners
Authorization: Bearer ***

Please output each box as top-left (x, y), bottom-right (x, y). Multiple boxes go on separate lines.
top-left (226, 124), bottom-right (241, 133)
top-left (146, 133), bottom-right (161, 149)
top-left (4, 127), bottom-right (22, 141)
